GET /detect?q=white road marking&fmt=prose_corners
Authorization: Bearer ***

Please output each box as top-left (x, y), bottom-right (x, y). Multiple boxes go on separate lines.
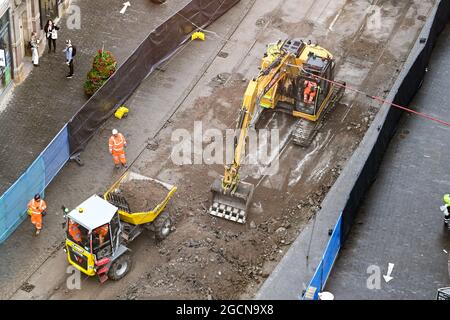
top-left (341, 103), bottom-right (354, 123)
top-left (120, 1), bottom-right (131, 14)
top-left (328, 7), bottom-right (343, 31)
top-left (383, 263), bottom-right (395, 283)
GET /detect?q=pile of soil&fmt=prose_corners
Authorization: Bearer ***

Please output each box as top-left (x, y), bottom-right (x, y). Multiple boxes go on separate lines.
top-left (120, 179), bottom-right (169, 212)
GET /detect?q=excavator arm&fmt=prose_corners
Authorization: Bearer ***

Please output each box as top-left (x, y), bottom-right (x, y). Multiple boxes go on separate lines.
top-left (210, 46), bottom-right (295, 223)
top-left (221, 79), bottom-right (257, 193)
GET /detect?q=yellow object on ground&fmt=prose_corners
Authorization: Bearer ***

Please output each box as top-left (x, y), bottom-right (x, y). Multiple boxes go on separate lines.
top-left (115, 106), bottom-right (129, 119)
top-left (191, 31), bottom-right (205, 41)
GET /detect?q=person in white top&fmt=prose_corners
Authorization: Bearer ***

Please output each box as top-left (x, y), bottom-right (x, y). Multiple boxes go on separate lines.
top-left (30, 32), bottom-right (40, 67)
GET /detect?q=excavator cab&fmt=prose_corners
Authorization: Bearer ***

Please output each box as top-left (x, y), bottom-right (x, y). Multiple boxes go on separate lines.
top-left (294, 52), bottom-right (335, 120)
top-left (291, 49), bottom-right (344, 147)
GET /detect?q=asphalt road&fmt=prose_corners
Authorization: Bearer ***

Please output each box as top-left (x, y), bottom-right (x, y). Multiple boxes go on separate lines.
top-left (326, 24), bottom-right (450, 300)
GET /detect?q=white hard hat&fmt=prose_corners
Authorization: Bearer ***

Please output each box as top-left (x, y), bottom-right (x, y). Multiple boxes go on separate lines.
top-left (112, 129), bottom-right (118, 135)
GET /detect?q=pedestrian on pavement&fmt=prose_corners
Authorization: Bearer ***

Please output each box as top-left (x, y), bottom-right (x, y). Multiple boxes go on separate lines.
top-left (109, 129), bottom-right (128, 169)
top-left (63, 39), bottom-right (75, 78)
top-left (27, 193), bottom-right (47, 236)
top-left (30, 32), bottom-right (40, 67)
top-left (44, 19), bottom-right (60, 53)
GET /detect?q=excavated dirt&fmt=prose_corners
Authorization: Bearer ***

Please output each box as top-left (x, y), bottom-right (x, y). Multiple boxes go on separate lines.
top-left (120, 180), bottom-right (168, 212)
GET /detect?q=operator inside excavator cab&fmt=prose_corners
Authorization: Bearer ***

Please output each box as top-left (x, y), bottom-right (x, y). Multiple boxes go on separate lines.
top-left (303, 79), bottom-right (318, 104)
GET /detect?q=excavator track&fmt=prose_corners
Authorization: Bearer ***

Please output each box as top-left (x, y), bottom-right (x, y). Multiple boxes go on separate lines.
top-left (292, 82), bottom-right (345, 147)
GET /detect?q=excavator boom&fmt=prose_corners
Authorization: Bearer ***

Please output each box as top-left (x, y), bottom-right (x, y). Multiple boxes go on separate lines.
top-left (209, 42), bottom-right (293, 224)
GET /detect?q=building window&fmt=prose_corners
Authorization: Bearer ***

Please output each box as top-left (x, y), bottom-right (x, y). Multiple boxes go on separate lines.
top-left (0, 9), bottom-right (13, 95)
top-left (39, 0), bottom-right (59, 29)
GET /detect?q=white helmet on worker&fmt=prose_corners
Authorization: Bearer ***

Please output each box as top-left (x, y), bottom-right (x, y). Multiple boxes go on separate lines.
top-left (112, 129), bottom-right (118, 135)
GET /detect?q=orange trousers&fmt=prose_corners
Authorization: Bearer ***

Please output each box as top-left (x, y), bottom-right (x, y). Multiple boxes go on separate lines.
top-left (112, 150), bottom-right (126, 166)
top-left (31, 213), bottom-right (42, 230)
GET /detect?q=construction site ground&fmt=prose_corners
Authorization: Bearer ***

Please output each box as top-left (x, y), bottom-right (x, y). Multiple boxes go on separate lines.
top-left (1, 0), bottom-right (435, 300)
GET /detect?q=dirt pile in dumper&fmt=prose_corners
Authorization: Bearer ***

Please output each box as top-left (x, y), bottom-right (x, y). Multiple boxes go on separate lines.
top-left (119, 179), bottom-right (168, 212)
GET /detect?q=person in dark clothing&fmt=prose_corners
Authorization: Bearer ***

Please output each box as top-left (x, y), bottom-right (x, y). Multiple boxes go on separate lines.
top-left (44, 19), bottom-right (60, 53)
top-left (63, 39), bottom-right (74, 78)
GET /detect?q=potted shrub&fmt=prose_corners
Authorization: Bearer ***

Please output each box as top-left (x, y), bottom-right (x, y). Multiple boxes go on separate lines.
top-left (84, 49), bottom-right (117, 96)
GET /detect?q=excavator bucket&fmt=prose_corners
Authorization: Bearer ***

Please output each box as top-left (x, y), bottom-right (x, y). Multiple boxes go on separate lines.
top-left (209, 177), bottom-right (254, 224)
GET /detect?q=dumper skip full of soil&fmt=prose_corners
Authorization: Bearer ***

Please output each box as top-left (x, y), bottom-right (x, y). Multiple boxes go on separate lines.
top-left (119, 179), bottom-right (168, 212)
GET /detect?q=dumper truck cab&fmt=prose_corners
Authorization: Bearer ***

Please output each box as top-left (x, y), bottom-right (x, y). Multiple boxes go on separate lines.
top-left (63, 172), bottom-right (177, 283)
top-left (64, 195), bottom-right (131, 281)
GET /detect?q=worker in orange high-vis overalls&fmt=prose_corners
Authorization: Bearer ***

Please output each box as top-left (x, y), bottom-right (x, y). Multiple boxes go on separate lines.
top-left (303, 80), bottom-right (318, 104)
top-left (94, 224), bottom-right (109, 245)
top-left (27, 194), bottom-right (47, 236)
top-left (109, 129), bottom-right (128, 169)
top-left (68, 220), bottom-right (82, 243)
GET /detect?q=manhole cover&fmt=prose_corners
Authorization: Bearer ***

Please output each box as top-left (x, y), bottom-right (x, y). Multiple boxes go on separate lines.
top-left (218, 51), bottom-right (229, 58)
top-left (20, 282), bottom-right (35, 293)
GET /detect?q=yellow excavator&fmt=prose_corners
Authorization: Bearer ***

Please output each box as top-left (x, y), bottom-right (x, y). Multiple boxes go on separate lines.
top-left (209, 39), bottom-right (345, 224)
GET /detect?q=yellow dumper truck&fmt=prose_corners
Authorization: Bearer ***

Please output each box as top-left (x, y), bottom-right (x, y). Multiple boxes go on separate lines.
top-left (63, 172), bottom-right (177, 283)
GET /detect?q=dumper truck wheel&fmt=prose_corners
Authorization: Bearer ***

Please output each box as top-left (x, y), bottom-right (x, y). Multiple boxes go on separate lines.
top-left (153, 211), bottom-right (172, 240)
top-left (108, 254), bottom-right (132, 280)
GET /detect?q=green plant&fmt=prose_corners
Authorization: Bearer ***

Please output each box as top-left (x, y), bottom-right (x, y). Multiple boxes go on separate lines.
top-left (84, 49), bottom-right (117, 96)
